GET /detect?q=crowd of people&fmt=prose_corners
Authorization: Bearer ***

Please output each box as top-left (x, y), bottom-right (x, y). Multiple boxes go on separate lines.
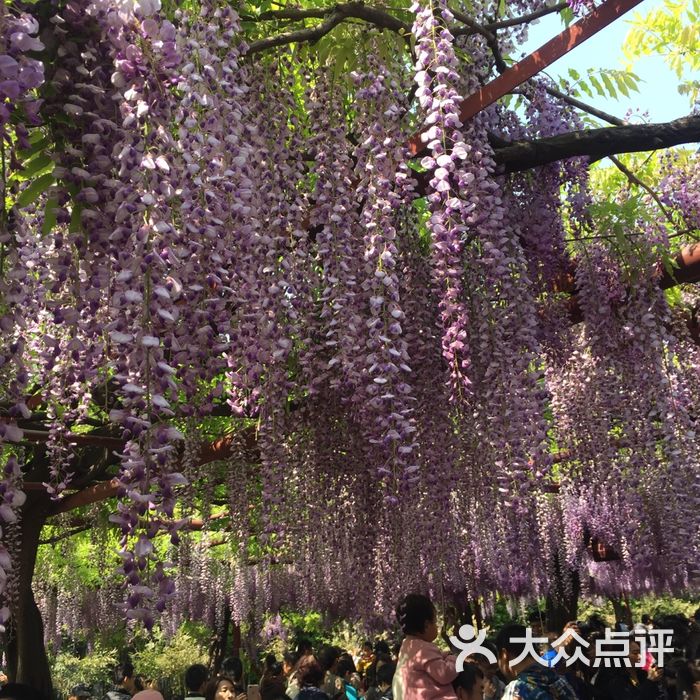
top-left (4, 595), bottom-right (699, 700)
top-left (247, 595), bottom-right (700, 700)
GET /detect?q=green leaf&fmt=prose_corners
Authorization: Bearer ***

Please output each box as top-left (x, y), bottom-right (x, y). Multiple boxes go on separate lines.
top-left (42, 195), bottom-right (58, 236)
top-left (69, 202), bottom-right (84, 233)
top-left (13, 152), bottom-right (53, 182)
top-left (588, 74), bottom-right (605, 97)
top-left (16, 134), bottom-right (51, 162)
top-left (660, 247), bottom-right (679, 281)
top-left (616, 78), bottom-right (629, 98)
top-left (560, 5), bottom-right (574, 26)
top-left (579, 80), bottom-right (593, 98)
top-left (330, 35), bottom-right (356, 88)
top-left (664, 285), bottom-right (682, 308)
top-left (601, 72), bottom-right (617, 98)
top-left (622, 72), bottom-right (641, 92)
top-left (678, 79), bottom-right (700, 103)
top-left (606, 70), bottom-right (630, 97)
top-left (15, 173), bottom-right (54, 208)
top-left (623, 0), bottom-right (699, 78)
top-left (316, 34), bottom-right (333, 66)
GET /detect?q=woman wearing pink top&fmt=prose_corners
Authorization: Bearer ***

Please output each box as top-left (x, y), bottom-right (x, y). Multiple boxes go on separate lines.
top-left (392, 594), bottom-right (458, 700)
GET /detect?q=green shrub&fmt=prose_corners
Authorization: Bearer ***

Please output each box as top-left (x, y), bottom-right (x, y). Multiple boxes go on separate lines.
top-left (131, 626), bottom-right (208, 697)
top-left (51, 643), bottom-right (117, 699)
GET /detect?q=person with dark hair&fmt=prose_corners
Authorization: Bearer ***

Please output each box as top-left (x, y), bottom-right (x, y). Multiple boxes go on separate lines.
top-left (495, 624), bottom-right (576, 699)
top-left (365, 654), bottom-right (394, 700)
top-left (376, 664), bottom-right (395, 700)
top-left (205, 677), bottom-right (246, 700)
top-left (297, 642), bottom-right (314, 659)
top-left (587, 615), bottom-right (606, 636)
top-left (471, 641), bottom-right (505, 700)
top-left (358, 642), bottom-right (376, 677)
top-left (297, 658), bottom-right (325, 689)
top-left (375, 642), bottom-right (390, 658)
top-left (592, 636), bottom-right (663, 700)
top-left (105, 663), bottom-right (137, 700)
top-left (185, 665), bottom-right (209, 700)
top-left (452, 664), bottom-right (484, 700)
top-left (284, 653), bottom-right (302, 700)
top-left (392, 593), bottom-right (457, 700)
top-left (336, 656), bottom-right (358, 700)
top-left (283, 654), bottom-right (300, 678)
top-left (260, 660), bottom-right (287, 700)
top-left (219, 659), bottom-right (246, 700)
top-left (318, 647), bottom-right (343, 699)
top-left (69, 685), bottom-right (92, 700)
top-left (294, 657), bottom-right (328, 700)
top-left (261, 657), bottom-right (281, 680)
top-left (220, 660), bottom-right (244, 688)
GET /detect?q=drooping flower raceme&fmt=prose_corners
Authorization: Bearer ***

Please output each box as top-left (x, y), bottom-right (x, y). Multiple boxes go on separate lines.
top-left (412, 0), bottom-right (474, 400)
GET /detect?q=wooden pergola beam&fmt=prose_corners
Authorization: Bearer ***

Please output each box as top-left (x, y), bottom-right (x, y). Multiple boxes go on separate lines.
top-left (15, 431), bottom-right (242, 515)
top-left (13, 426), bottom-right (123, 449)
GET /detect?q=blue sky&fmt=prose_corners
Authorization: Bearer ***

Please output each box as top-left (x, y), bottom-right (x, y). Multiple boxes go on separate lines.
top-left (520, 0), bottom-right (698, 123)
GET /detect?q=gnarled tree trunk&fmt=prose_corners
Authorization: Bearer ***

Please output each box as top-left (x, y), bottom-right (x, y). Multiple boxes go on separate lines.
top-left (6, 490), bottom-right (53, 698)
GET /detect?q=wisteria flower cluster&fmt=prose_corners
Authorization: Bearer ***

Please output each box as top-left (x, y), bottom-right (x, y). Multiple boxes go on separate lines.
top-left (1, 0), bottom-right (699, 641)
top-left (0, 9), bottom-right (44, 142)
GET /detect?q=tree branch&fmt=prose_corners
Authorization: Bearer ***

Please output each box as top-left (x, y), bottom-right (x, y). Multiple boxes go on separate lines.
top-left (609, 154), bottom-right (678, 230)
top-left (40, 512), bottom-right (231, 546)
top-left (493, 114), bottom-right (700, 173)
top-left (558, 244), bottom-right (700, 328)
top-left (517, 85), bottom-right (688, 244)
top-left (50, 479), bottom-right (120, 516)
top-left (244, 7), bottom-right (330, 21)
top-left (450, 8), bottom-right (507, 73)
top-left (246, 11), bottom-right (345, 54)
top-left (485, 2), bottom-right (570, 31)
top-left (242, 1), bottom-right (569, 54)
top-left (415, 116), bottom-right (700, 192)
top-left (521, 90), bottom-right (678, 233)
top-left (44, 430), bottom-right (251, 516)
top-left (542, 84), bottom-right (625, 126)
top-left (244, 2), bottom-right (410, 55)
top-left (38, 525), bottom-right (91, 545)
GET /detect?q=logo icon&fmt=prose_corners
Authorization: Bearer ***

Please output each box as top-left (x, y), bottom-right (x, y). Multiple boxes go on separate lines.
top-left (450, 624), bottom-right (497, 671)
